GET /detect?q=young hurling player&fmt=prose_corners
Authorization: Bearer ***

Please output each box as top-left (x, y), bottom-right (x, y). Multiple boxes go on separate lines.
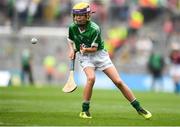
top-left (67, 2), bottom-right (152, 119)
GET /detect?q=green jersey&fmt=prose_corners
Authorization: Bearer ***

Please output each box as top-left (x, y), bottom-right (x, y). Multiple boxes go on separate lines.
top-left (68, 21), bottom-right (104, 51)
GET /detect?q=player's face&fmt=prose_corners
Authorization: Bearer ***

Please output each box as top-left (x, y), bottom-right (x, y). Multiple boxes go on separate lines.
top-left (74, 14), bottom-right (88, 26)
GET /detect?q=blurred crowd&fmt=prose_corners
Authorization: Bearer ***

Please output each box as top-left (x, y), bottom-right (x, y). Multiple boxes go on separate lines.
top-left (0, 0), bottom-right (180, 92)
top-left (0, 0), bottom-right (179, 27)
top-left (0, 0), bottom-right (179, 56)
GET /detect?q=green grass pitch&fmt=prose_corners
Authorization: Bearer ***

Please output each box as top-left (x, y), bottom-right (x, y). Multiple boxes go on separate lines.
top-left (0, 85), bottom-right (180, 126)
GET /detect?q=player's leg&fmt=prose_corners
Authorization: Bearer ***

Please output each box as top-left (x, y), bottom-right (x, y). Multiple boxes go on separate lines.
top-left (28, 66), bottom-right (34, 85)
top-left (173, 75), bottom-right (180, 94)
top-left (103, 66), bottom-right (152, 119)
top-left (151, 73), bottom-right (156, 91)
top-left (21, 67), bottom-right (25, 84)
top-left (83, 67), bottom-right (95, 101)
top-left (103, 66), bottom-right (135, 101)
top-left (79, 67), bottom-right (95, 119)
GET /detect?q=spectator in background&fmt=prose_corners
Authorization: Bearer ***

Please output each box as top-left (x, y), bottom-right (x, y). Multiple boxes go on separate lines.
top-left (147, 52), bottom-right (165, 91)
top-left (167, 0), bottom-right (180, 15)
top-left (138, 0), bottom-right (161, 23)
top-left (38, 0), bottom-right (57, 24)
top-left (127, 9), bottom-right (144, 54)
top-left (15, 0), bottom-right (29, 28)
top-left (169, 42), bottom-right (180, 94)
top-left (90, 0), bottom-right (107, 26)
top-left (43, 55), bottom-right (56, 84)
top-left (43, 0), bottom-right (72, 26)
top-left (26, 0), bottom-right (41, 25)
top-left (0, 0), bottom-right (14, 26)
top-left (109, 0), bottom-right (129, 21)
top-left (135, 36), bottom-right (153, 65)
top-left (21, 48), bottom-right (34, 85)
top-left (163, 16), bottom-right (174, 45)
top-left (56, 0), bottom-right (72, 26)
top-left (105, 25), bottom-right (128, 58)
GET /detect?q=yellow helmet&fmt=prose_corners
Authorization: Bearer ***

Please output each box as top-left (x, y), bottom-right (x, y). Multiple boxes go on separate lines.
top-left (72, 2), bottom-right (91, 15)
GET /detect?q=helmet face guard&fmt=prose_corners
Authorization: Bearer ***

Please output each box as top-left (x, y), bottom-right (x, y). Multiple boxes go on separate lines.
top-left (72, 2), bottom-right (91, 26)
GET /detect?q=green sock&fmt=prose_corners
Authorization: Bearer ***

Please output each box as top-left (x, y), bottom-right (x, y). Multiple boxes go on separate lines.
top-left (82, 102), bottom-right (90, 112)
top-left (131, 100), bottom-right (142, 111)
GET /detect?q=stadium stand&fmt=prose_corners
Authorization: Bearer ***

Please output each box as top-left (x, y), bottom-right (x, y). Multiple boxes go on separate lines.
top-left (0, 0), bottom-right (179, 87)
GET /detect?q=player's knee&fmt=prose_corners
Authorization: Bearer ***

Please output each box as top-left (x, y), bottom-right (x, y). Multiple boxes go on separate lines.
top-left (87, 75), bottom-right (95, 83)
top-left (114, 79), bottom-right (123, 86)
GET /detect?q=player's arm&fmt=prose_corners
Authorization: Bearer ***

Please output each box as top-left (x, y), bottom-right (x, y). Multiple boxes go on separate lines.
top-left (80, 30), bottom-right (99, 53)
top-left (67, 27), bottom-right (76, 59)
top-left (80, 45), bottom-right (97, 53)
top-left (67, 38), bottom-right (75, 59)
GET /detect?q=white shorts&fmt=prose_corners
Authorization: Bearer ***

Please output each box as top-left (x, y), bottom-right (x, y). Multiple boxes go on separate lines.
top-left (77, 50), bottom-right (114, 71)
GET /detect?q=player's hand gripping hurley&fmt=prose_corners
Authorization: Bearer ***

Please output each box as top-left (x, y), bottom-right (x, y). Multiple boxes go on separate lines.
top-left (62, 52), bottom-right (77, 93)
